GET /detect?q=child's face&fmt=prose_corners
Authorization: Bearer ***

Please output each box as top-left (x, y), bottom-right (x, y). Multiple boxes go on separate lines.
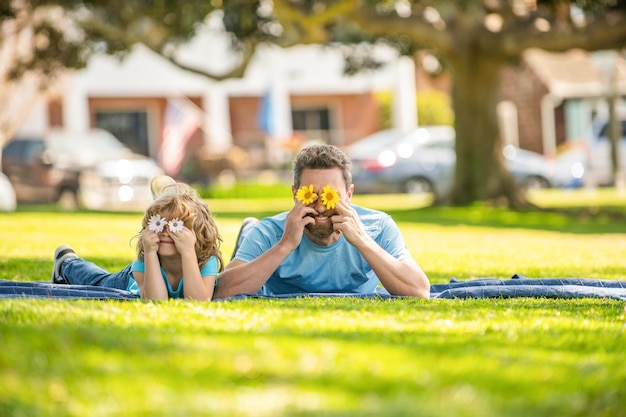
top-left (156, 227), bottom-right (180, 256)
top-left (145, 211), bottom-right (192, 255)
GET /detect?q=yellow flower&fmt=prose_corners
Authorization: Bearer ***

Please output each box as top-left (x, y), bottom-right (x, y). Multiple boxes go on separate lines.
top-left (295, 184), bottom-right (317, 205)
top-left (321, 185), bottom-right (340, 210)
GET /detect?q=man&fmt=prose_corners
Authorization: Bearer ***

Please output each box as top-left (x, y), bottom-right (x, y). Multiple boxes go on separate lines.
top-left (214, 144), bottom-right (430, 299)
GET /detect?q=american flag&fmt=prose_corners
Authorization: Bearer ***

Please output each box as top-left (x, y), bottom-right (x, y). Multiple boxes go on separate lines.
top-left (159, 99), bottom-right (200, 176)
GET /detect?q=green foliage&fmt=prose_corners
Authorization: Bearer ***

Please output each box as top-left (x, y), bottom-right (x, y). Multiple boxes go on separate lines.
top-left (1, 189), bottom-right (626, 416)
top-left (196, 181), bottom-right (292, 199)
top-left (375, 89), bottom-right (454, 129)
top-left (374, 91), bottom-right (393, 129)
top-left (417, 89), bottom-right (454, 126)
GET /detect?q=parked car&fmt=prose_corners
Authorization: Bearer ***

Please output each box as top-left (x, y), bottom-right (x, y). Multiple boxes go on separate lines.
top-left (346, 126), bottom-right (580, 197)
top-left (1, 128), bottom-right (163, 210)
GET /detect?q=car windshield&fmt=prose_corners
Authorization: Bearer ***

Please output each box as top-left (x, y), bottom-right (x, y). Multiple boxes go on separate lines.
top-left (348, 126), bottom-right (455, 158)
top-left (347, 129), bottom-right (407, 155)
top-left (48, 130), bottom-right (131, 163)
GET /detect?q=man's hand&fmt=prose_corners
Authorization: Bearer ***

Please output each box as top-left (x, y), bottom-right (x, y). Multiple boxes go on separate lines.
top-left (331, 201), bottom-right (366, 245)
top-left (281, 201), bottom-right (316, 250)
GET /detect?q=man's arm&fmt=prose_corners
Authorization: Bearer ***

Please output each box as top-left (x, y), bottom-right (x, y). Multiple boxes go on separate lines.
top-left (332, 201), bottom-right (430, 298)
top-left (213, 203), bottom-right (317, 299)
top-left (352, 236), bottom-right (430, 298)
top-left (212, 244), bottom-right (290, 298)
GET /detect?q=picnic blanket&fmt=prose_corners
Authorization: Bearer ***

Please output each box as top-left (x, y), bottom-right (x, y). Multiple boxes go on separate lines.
top-left (2, 275), bottom-right (625, 300)
top-left (0, 280), bottom-right (139, 300)
top-left (429, 274), bottom-right (626, 300)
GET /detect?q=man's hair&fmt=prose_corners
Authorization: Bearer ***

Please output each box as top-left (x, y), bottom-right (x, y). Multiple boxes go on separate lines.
top-left (292, 144), bottom-right (353, 190)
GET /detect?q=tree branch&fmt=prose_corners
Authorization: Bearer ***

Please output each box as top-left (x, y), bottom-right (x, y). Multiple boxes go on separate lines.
top-left (149, 40), bottom-right (258, 81)
top-left (272, 0), bottom-right (359, 45)
top-left (346, 8), bottom-right (456, 55)
top-left (489, 10), bottom-right (626, 57)
top-left (82, 16), bottom-right (257, 81)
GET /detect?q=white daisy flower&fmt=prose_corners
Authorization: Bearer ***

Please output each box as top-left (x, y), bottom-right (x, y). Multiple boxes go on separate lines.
top-left (168, 218), bottom-right (184, 233)
top-left (148, 214), bottom-right (167, 232)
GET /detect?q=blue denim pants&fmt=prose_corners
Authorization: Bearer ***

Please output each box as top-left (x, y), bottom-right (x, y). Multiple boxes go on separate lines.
top-left (62, 257), bottom-right (133, 290)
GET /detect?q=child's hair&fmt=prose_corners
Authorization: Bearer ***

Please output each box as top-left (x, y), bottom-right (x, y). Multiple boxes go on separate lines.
top-left (135, 190), bottom-right (224, 272)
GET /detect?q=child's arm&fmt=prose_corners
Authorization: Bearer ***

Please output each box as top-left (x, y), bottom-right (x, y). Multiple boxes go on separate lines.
top-left (171, 227), bottom-right (215, 301)
top-left (135, 228), bottom-right (169, 300)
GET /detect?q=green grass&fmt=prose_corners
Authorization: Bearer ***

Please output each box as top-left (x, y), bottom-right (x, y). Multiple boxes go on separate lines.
top-left (1, 188), bottom-right (625, 416)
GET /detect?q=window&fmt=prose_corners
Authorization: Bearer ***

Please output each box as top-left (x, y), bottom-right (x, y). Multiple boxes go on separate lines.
top-left (94, 111), bottom-right (150, 156)
top-left (292, 108), bottom-right (332, 144)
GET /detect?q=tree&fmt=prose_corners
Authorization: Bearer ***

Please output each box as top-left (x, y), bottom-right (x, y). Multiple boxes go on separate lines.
top-left (263, 0), bottom-right (626, 207)
top-left (3, 1), bottom-right (626, 207)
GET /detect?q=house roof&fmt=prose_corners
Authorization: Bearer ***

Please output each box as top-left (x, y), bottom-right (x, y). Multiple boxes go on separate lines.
top-left (524, 48), bottom-right (626, 98)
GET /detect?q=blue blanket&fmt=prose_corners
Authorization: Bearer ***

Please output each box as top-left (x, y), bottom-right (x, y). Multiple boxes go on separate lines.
top-left (430, 274), bottom-right (626, 300)
top-left (0, 280), bottom-right (139, 300)
top-left (2, 275), bottom-right (625, 300)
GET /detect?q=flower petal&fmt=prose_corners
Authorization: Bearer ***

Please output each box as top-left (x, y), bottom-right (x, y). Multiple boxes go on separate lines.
top-left (296, 184), bottom-right (318, 205)
top-left (168, 218), bottom-right (184, 233)
top-left (321, 185), bottom-right (339, 210)
top-left (148, 214), bottom-right (166, 232)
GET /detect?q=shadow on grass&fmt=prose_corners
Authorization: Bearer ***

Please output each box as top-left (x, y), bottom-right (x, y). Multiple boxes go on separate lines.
top-left (385, 205), bottom-right (626, 234)
top-left (13, 202), bottom-right (626, 235)
top-left (215, 205), bottom-right (626, 235)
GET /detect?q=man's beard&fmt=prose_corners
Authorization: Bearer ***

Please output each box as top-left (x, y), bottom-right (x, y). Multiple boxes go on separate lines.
top-left (305, 218), bottom-right (335, 239)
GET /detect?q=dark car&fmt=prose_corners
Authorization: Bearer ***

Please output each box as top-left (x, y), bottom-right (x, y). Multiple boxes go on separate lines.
top-left (2, 136), bottom-right (80, 209)
top-left (347, 126), bottom-right (581, 197)
top-left (1, 128), bottom-right (163, 210)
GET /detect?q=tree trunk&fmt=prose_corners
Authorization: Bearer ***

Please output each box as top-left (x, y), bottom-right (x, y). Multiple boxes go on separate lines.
top-left (446, 48), bottom-right (529, 209)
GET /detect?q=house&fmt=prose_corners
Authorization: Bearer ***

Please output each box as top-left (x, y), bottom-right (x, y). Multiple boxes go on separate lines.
top-left (500, 48), bottom-right (626, 156)
top-left (14, 25), bottom-right (417, 183)
top-left (13, 12), bottom-right (625, 185)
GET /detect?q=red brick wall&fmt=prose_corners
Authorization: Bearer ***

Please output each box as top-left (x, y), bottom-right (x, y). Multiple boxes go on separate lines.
top-left (228, 96), bottom-right (265, 149)
top-left (500, 63), bottom-right (549, 153)
top-left (229, 93), bottom-right (382, 150)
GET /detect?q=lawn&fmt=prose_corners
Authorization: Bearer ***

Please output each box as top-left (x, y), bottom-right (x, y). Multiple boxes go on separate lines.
top-left (1, 188), bottom-right (625, 416)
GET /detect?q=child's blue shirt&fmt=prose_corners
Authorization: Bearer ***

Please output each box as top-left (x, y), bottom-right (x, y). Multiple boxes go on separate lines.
top-left (127, 256), bottom-right (218, 298)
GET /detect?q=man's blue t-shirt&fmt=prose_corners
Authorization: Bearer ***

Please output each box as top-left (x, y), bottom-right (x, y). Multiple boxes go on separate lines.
top-left (127, 256), bottom-right (219, 298)
top-left (234, 205), bottom-right (412, 295)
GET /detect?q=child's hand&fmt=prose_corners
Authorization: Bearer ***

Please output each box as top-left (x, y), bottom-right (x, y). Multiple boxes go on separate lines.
top-left (169, 226), bottom-right (197, 256)
top-left (141, 228), bottom-right (160, 254)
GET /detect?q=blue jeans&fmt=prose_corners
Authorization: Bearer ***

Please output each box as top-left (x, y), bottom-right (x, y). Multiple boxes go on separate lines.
top-left (62, 258), bottom-right (133, 290)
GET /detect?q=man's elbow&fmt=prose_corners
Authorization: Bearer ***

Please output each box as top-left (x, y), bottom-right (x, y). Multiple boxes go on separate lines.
top-left (400, 285), bottom-right (430, 299)
top-left (415, 286), bottom-right (430, 299)
top-left (212, 282), bottom-right (232, 300)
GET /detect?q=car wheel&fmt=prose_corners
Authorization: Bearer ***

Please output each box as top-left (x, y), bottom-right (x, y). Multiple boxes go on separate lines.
top-left (57, 188), bottom-right (78, 210)
top-left (404, 177), bottom-right (433, 194)
top-left (523, 176), bottom-right (550, 190)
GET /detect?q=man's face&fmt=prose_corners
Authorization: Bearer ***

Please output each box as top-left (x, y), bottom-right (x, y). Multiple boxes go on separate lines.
top-left (294, 168), bottom-right (353, 241)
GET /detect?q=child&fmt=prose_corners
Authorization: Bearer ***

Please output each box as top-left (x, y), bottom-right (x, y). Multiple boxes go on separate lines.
top-left (51, 180), bottom-right (224, 301)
